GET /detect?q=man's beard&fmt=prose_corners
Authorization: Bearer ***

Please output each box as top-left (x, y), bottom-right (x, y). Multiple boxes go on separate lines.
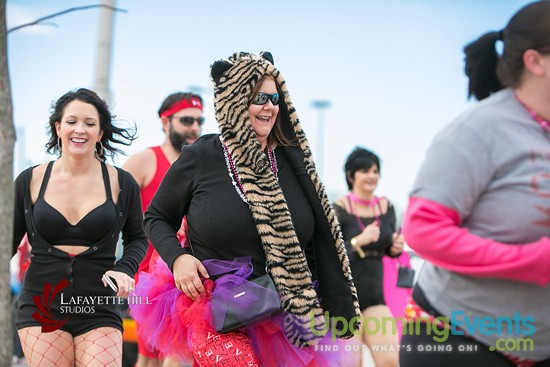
top-left (169, 123), bottom-right (199, 152)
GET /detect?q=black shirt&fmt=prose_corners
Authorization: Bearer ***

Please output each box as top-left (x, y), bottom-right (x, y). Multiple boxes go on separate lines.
top-left (333, 201), bottom-right (397, 258)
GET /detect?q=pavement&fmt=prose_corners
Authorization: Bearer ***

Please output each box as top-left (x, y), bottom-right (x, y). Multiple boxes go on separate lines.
top-left (11, 357), bottom-right (27, 367)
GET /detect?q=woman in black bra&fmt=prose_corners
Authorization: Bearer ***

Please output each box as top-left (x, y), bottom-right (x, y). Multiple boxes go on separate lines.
top-left (12, 88), bottom-right (147, 366)
top-left (333, 147), bottom-right (405, 367)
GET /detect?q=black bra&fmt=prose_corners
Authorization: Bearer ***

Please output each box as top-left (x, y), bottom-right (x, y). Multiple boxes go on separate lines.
top-left (33, 161), bottom-right (117, 246)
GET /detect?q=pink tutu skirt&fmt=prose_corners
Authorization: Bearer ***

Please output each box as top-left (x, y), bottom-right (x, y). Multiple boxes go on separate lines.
top-left (130, 257), bottom-right (356, 367)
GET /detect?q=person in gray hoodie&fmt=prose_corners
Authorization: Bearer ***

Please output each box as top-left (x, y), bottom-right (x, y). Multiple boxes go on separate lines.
top-left (401, 1), bottom-right (550, 366)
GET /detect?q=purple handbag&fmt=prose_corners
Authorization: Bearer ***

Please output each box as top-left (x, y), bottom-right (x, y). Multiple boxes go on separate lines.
top-left (204, 257), bottom-right (282, 333)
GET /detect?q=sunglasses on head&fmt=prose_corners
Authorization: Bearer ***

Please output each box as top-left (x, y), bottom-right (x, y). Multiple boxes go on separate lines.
top-left (250, 92), bottom-right (280, 106)
top-left (172, 116), bottom-right (205, 126)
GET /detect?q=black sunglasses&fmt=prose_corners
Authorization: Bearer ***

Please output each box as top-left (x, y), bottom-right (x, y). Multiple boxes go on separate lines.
top-left (171, 116), bottom-right (205, 126)
top-left (250, 92), bottom-right (280, 106)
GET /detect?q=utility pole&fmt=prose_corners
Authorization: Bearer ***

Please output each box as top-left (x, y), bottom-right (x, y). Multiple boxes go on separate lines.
top-left (93, 0), bottom-right (115, 103)
top-left (311, 100), bottom-right (331, 180)
top-left (0, 0), bottom-right (14, 364)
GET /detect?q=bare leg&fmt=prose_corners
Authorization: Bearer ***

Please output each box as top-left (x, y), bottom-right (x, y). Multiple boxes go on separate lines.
top-left (135, 354), bottom-right (161, 367)
top-left (162, 356), bottom-right (183, 367)
top-left (362, 305), bottom-right (399, 367)
top-left (348, 333), bottom-right (364, 367)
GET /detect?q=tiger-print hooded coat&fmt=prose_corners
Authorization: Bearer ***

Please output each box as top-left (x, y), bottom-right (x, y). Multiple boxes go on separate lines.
top-left (211, 51), bottom-right (361, 347)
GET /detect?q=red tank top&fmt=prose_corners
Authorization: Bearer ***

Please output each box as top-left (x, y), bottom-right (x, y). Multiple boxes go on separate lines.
top-left (136, 146), bottom-right (171, 280)
top-left (140, 146), bottom-right (171, 213)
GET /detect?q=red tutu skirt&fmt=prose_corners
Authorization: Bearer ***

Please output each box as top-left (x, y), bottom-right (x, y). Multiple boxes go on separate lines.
top-left (130, 257), bottom-right (356, 367)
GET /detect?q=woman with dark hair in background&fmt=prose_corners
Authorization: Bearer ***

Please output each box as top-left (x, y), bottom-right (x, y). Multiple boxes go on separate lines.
top-left (333, 147), bottom-right (404, 367)
top-left (12, 88), bottom-right (147, 367)
top-left (401, 1), bottom-right (550, 366)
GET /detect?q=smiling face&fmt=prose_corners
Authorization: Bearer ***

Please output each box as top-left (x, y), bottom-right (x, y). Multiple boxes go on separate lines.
top-left (247, 77), bottom-right (279, 149)
top-left (55, 100), bottom-right (103, 159)
top-left (351, 164), bottom-right (380, 195)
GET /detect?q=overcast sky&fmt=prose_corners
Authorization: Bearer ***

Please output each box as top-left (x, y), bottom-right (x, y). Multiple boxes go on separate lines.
top-left (7, 0), bottom-right (532, 218)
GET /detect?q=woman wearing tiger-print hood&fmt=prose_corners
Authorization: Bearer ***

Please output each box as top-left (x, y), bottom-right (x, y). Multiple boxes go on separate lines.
top-left (136, 51), bottom-right (361, 365)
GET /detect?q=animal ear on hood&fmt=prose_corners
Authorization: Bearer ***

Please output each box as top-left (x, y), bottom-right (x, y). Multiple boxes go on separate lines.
top-left (260, 51), bottom-right (274, 65)
top-left (210, 60), bottom-right (233, 85)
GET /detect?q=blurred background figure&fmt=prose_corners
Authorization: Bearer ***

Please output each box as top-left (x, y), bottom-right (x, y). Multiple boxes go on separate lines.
top-left (123, 92), bottom-right (204, 367)
top-left (11, 235), bottom-right (30, 367)
top-left (401, 1), bottom-right (550, 366)
top-left (333, 147), bottom-right (406, 367)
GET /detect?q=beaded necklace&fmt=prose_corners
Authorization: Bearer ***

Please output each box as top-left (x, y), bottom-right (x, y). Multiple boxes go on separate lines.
top-left (221, 140), bottom-right (278, 204)
top-left (347, 193), bottom-right (383, 227)
top-left (514, 92), bottom-right (550, 134)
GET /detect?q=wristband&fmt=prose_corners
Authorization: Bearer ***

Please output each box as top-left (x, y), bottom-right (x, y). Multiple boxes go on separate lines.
top-left (351, 237), bottom-right (366, 259)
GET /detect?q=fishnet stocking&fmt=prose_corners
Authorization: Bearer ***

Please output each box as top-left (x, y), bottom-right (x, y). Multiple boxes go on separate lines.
top-left (74, 327), bottom-right (122, 367)
top-left (18, 327), bottom-right (75, 367)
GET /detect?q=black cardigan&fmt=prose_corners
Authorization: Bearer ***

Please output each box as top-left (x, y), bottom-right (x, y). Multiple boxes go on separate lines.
top-left (13, 163), bottom-right (147, 277)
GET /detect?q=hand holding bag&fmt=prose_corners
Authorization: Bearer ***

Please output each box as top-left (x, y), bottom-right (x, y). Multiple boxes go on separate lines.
top-left (204, 257), bottom-right (282, 333)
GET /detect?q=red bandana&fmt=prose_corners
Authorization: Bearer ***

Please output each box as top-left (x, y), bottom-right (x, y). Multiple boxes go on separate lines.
top-left (160, 98), bottom-right (203, 117)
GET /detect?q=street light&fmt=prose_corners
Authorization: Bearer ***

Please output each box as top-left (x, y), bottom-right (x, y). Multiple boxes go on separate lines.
top-left (93, 0), bottom-right (116, 104)
top-left (311, 100), bottom-right (331, 180)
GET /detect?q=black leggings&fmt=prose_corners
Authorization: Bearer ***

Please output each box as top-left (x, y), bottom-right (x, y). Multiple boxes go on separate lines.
top-left (399, 286), bottom-right (550, 367)
top-left (399, 322), bottom-right (550, 367)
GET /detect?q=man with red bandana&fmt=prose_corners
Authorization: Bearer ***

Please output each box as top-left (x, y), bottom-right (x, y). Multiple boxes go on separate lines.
top-left (123, 92), bottom-right (204, 367)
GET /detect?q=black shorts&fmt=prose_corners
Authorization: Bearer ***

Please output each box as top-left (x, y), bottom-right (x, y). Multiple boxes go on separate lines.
top-left (351, 257), bottom-right (386, 310)
top-left (16, 257), bottom-right (123, 336)
top-left (16, 301), bottom-right (123, 336)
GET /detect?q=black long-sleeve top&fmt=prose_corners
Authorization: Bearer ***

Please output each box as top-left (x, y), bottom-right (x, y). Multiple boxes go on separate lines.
top-left (144, 134), bottom-right (316, 278)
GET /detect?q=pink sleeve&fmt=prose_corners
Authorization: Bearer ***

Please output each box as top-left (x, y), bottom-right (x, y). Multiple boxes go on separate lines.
top-left (404, 196), bottom-right (550, 286)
